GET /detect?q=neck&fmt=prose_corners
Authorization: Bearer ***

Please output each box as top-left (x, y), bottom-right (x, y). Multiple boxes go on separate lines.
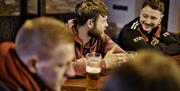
top-left (78, 25), bottom-right (91, 44)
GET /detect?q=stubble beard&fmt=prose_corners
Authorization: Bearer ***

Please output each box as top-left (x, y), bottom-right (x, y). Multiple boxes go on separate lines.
top-left (88, 27), bottom-right (104, 40)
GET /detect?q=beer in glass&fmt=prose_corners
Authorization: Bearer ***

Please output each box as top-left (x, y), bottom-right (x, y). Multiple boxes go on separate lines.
top-left (86, 52), bottom-right (102, 90)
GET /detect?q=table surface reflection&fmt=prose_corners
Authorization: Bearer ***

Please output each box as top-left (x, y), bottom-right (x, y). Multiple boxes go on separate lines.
top-left (62, 76), bottom-right (107, 91)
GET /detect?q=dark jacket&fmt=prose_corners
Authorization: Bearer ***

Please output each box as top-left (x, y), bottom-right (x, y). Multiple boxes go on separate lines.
top-left (118, 17), bottom-right (180, 55)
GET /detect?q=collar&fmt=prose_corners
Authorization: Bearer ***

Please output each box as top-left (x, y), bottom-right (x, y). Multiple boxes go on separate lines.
top-left (137, 24), bottom-right (161, 42)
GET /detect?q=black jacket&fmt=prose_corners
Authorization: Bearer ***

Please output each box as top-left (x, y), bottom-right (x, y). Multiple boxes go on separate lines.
top-left (118, 17), bottom-right (180, 55)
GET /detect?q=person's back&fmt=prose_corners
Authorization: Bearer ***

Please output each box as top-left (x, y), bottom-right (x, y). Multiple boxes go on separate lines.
top-left (0, 17), bottom-right (75, 91)
top-left (103, 50), bottom-right (180, 91)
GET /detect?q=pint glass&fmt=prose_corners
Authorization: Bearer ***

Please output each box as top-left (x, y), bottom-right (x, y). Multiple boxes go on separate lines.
top-left (86, 52), bottom-right (102, 90)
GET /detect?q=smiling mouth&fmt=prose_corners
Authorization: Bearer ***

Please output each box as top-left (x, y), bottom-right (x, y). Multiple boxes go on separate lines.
top-left (144, 23), bottom-right (152, 28)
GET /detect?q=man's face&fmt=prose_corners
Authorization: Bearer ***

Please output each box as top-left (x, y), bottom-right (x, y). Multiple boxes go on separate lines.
top-left (35, 43), bottom-right (75, 91)
top-left (139, 5), bottom-right (163, 33)
top-left (88, 15), bottom-right (108, 38)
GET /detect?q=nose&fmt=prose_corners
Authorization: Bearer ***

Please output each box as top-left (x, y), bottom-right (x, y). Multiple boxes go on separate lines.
top-left (145, 17), bottom-right (152, 24)
top-left (64, 62), bottom-right (75, 77)
top-left (105, 21), bottom-right (108, 27)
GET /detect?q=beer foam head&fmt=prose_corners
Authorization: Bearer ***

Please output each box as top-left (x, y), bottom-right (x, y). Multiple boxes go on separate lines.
top-left (86, 66), bottom-right (101, 73)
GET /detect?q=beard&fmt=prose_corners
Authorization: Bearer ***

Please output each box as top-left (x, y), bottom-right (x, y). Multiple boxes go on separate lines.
top-left (88, 28), bottom-right (103, 39)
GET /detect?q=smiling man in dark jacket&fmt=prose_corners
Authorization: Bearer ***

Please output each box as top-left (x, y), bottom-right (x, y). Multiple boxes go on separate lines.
top-left (118, 0), bottom-right (180, 55)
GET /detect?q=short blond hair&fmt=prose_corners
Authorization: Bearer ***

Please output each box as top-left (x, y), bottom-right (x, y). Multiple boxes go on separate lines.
top-left (15, 17), bottom-right (74, 61)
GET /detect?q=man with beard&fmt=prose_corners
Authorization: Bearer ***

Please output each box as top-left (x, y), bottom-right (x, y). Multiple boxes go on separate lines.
top-left (0, 17), bottom-right (75, 91)
top-left (118, 0), bottom-right (180, 55)
top-left (67, 0), bottom-right (125, 76)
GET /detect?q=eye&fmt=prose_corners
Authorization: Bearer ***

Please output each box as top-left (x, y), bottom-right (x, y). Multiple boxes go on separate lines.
top-left (151, 16), bottom-right (157, 20)
top-left (66, 61), bottom-right (71, 67)
top-left (143, 14), bottom-right (148, 18)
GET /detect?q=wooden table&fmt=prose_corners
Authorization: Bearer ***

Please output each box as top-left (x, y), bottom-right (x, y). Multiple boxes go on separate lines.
top-left (62, 55), bottom-right (180, 91)
top-left (62, 76), bottom-right (107, 91)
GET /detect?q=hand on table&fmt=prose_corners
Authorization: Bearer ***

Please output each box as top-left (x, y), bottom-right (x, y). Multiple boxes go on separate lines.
top-left (73, 57), bottom-right (87, 76)
top-left (104, 46), bottom-right (128, 68)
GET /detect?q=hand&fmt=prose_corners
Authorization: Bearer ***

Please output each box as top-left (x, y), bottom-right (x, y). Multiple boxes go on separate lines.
top-left (73, 57), bottom-right (88, 76)
top-left (104, 46), bottom-right (122, 68)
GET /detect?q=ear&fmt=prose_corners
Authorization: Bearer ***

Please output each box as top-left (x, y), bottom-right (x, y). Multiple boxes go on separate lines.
top-left (87, 19), bottom-right (94, 29)
top-left (26, 56), bottom-right (38, 73)
top-left (159, 14), bottom-right (164, 24)
top-left (160, 14), bottom-right (164, 21)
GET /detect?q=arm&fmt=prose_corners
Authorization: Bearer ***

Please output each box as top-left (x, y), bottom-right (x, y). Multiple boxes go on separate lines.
top-left (100, 34), bottom-right (126, 68)
top-left (160, 28), bottom-right (180, 55)
top-left (101, 33), bottom-right (125, 55)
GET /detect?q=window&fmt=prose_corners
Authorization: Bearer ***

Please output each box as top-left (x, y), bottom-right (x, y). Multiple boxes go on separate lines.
top-left (0, 0), bottom-right (20, 16)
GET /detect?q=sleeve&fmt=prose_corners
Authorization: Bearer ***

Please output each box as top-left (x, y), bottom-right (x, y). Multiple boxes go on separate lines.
top-left (119, 27), bottom-right (146, 50)
top-left (159, 27), bottom-right (177, 45)
top-left (100, 33), bottom-right (125, 56)
top-left (166, 43), bottom-right (180, 55)
top-left (159, 27), bottom-right (180, 55)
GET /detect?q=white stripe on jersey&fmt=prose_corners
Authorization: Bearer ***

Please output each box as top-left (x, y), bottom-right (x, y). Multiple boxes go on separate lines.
top-left (131, 21), bottom-right (139, 30)
top-left (133, 22), bottom-right (139, 30)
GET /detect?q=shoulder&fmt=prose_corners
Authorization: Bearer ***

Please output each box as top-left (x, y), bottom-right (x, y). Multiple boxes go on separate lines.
top-left (122, 17), bottom-right (140, 30)
top-left (0, 42), bottom-right (15, 49)
top-left (66, 19), bottom-right (76, 29)
top-left (160, 26), bottom-right (171, 37)
top-left (120, 18), bottom-right (140, 38)
top-left (0, 42), bottom-right (15, 56)
top-left (102, 33), bottom-right (112, 41)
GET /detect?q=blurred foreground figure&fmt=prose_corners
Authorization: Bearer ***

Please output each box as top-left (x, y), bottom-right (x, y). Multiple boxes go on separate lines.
top-left (103, 50), bottom-right (180, 91)
top-left (0, 17), bottom-right (75, 91)
top-left (118, 0), bottom-right (180, 55)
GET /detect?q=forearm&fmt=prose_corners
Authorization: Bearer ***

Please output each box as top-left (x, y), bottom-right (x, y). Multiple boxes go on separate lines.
top-left (102, 34), bottom-right (125, 54)
top-left (166, 43), bottom-right (180, 55)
